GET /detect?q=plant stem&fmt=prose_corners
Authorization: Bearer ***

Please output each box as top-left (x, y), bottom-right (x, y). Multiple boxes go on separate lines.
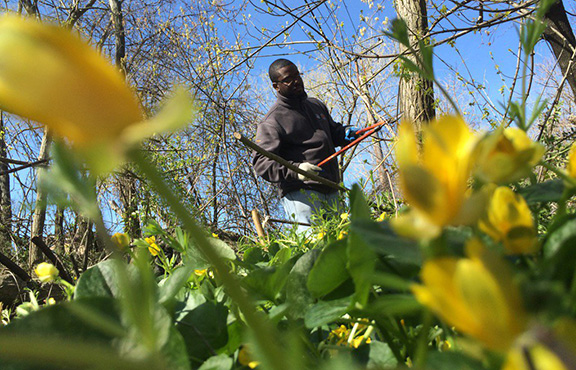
top-left (130, 149), bottom-right (290, 370)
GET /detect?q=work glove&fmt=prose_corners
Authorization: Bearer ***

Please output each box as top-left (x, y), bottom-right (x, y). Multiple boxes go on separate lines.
top-left (298, 162), bottom-right (321, 181)
top-left (345, 126), bottom-right (360, 142)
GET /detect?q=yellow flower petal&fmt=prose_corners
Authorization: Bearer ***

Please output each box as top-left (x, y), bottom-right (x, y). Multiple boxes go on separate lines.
top-left (474, 127), bottom-right (544, 184)
top-left (34, 262), bottom-right (59, 283)
top-left (478, 186), bottom-right (538, 254)
top-left (0, 15), bottom-right (143, 144)
top-left (0, 15), bottom-right (195, 174)
top-left (412, 238), bottom-right (527, 351)
top-left (394, 115), bottom-right (477, 238)
top-left (567, 143), bottom-right (576, 179)
top-left (111, 232), bottom-right (130, 251)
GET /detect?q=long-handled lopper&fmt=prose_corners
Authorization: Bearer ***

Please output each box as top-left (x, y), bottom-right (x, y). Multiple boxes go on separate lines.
top-left (317, 120), bottom-right (389, 167)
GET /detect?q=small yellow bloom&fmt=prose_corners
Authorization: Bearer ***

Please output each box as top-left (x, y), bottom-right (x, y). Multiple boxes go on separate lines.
top-left (212, 233), bottom-right (219, 238)
top-left (340, 213), bottom-right (349, 221)
top-left (351, 335), bottom-right (371, 348)
top-left (440, 340), bottom-right (451, 351)
top-left (337, 230), bottom-right (348, 240)
top-left (567, 143), bottom-right (576, 179)
top-left (111, 232), bottom-right (130, 251)
top-left (238, 345), bottom-right (259, 369)
top-left (194, 269), bottom-right (207, 276)
top-left (411, 238), bottom-right (527, 351)
top-left (316, 231), bottom-right (325, 240)
top-left (145, 236), bottom-right (160, 256)
top-left (0, 15), bottom-right (194, 174)
top-left (34, 262), bottom-right (59, 283)
top-left (376, 212), bottom-right (387, 222)
top-left (478, 186), bottom-right (538, 254)
top-left (474, 127), bottom-right (544, 184)
top-left (46, 297), bottom-right (56, 305)
top-left (392, 116), bottom-right (477, 238)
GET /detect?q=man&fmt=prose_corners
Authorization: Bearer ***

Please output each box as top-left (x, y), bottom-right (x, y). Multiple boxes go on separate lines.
top-left (253, 58), bottom-right (358, 233)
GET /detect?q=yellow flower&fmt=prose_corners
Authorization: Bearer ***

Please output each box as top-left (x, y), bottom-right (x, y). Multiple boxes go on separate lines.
top-left (46, 297), bottom-right (56, 305)
top-left (474, 127), bottom-right (544, 184)
top-left (211, 233), bottom-right (219, 238)
top-left (145, 236), bottom-right (160, 256)
top-left (503, 319), bottom-right (576, 370)
top-left (111, 232), bottom-right (130, 251)
top-left (337, 230), bottom-right (348, 240)
top-left (316, 231), bottom-right (325, 240)
top-left (340, 213), bottom-right (349, 221)
top-left (34, 262), bottom-right (59, 283)
top-left (0, 15), bottom-right (193, 174)
top-left (238, 345), bottom-right (259, 369)
top-left (411, 238), bottom-right (527, 351)
top-left (567, 142), bottom-right (576, 178)
top-left (392, 116), bottom-right (477, 238)
top-left (376, 212), bottom-right (387, 222)
top-left (504, 343), bottom-right (567, 370)
top-left (351, 335), bottom-right (371, 348)
top-left (194, 269), bottom-right (207, 276)
top-left (478, 186), bottom-right (538, 254)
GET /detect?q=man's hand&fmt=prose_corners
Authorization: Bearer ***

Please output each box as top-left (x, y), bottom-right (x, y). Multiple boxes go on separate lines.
top-left (345, 126), bottom-right (360, 142)
top-left (298, 162), bottom-right (321, 180)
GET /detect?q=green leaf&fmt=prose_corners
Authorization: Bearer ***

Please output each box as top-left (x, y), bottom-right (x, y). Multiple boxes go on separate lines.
top-left (304, 296), bottom-right (351, 328)
top-left (270, 247), bottom-right (292, 265)
top-left (198, 354), bottom-right (233, 370)
top-left (348, 185), bottom-right (377, 307)
top-left (176, 301), bottom-right (229, 365)
top-left (542, 217), bottom-right (576, 285)
top-left (386, 18), bottom-right (410, 47)
top-left (208, 237), bottom-right (237, 260)
top-left (518, 179), bottom-right (565, 204)
top-left (158, 265), bottom-right (194, 305)
top-left (351, 220), bottom-right (422, 266)
top-left (286, 249), bottom-right (320, 319)
top-left (242, 256), bottom-right (297, 302)
top-left (307, 239), bottom-right (350, 298)
top-left (364, 294), bottom-right (421, 317)
top-left (3, 298), bottom-right (120, 342)
top-left (74, 259), bottom-right (132, 299)
top-left (243, 247), bottom-right (267, 265)
top-left (366, 341), bottom-right (398, 369)
top-left (162, 327), bottom-right (193, 370)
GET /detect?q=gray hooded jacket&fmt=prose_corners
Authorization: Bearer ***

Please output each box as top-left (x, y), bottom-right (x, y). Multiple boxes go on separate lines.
top-left (253, 93), bottom-right (350, 197)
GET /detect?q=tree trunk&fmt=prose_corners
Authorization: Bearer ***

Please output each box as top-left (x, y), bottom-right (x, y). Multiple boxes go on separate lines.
top-left (394, 0), bottom-right (435, 127)
top-left (110, 0), bottom-right (141, 237)
top-left (28, 127), bottom-right (52, 268)
top-left (543, 0), bottom-right (576, 100)
top-left (0, 112), bottom-right (12, 255)
top-left (53, 205), bottom-right (65, 254)
top-left (71, 214), bottom-right (93, 272)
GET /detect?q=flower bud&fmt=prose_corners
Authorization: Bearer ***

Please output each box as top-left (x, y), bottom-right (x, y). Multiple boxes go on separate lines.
top-left (34, 262), bottom-right (59, 283)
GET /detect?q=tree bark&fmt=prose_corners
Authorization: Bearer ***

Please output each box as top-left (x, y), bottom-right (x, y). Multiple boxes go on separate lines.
top-left (543, 0), bottom-right (576, 100)
top-left (394, 0), bottom-right (435, 127)
top-left (28, 127), bottom-right (52, 268)
top-left (110, 0), bottom-right (141, 237)
top-left (0, 112), bottom-right (12, 255)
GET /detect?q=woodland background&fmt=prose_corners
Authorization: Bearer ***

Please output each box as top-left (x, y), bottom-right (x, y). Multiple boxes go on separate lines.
top-left (0, 0), bottom-right (574, 277)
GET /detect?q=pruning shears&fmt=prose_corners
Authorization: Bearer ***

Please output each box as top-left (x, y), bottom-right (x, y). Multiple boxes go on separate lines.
top-left (318, 120), bottom-right (389, 167)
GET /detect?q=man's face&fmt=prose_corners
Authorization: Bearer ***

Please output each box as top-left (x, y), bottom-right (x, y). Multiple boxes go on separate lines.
top-left (272, 64), bottom-right (305, 99)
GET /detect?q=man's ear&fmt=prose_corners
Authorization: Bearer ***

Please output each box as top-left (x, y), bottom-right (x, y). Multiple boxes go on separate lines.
top-left (272, 82), bottom-right (279, 91)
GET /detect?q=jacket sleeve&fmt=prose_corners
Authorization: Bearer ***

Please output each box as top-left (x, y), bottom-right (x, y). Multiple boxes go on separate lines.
top-left (252, 120), bottom-right (299, 183)
top-left (321, 102), bottom-right (349, 147)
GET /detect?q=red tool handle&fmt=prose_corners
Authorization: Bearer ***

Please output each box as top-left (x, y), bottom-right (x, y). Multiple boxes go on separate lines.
top-left (318, 125), bottom-right (380, 167)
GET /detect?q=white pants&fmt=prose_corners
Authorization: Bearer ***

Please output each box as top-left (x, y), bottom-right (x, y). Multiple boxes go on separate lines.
top-left (281, 190), bottom-right (340, 234)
